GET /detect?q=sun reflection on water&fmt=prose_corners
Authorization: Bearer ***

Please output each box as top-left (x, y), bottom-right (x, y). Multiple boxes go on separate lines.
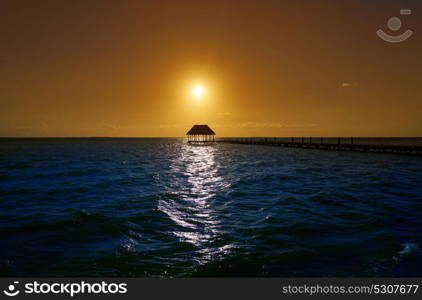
top-left (157, 143), bottom-right (232, 261)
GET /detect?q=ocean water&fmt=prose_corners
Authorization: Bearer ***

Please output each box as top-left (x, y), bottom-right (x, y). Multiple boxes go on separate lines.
top-left (0, 138), bottom-right (421, 277)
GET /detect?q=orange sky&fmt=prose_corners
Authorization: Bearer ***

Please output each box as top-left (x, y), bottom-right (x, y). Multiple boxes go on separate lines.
top-left (1, 0), bottom-right (421, 137)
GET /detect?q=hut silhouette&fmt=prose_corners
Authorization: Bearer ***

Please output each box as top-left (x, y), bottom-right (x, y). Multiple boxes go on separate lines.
top-left (186, 125), bottom-right (215, 143)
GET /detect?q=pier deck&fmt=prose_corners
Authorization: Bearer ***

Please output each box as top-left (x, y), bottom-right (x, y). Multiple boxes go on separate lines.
top-left (216, 138), bottom-right (422, 156)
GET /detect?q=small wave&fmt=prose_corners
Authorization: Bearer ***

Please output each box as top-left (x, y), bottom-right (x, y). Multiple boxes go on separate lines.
top-left (398, 243), bottom-right (421, 256)
top-left (64, 169), bottom-right (97, 176)
top-left (393, 242), bottom-right (422, 267)
top-left (308, 193), bottom-right (344, 206)
top-left (157, 199), bottom-right (197, 230)
top-left (0, 209), bottom-right (125, 239)
top-left (73, 209), bottom-right (104, 223)
top-left (3, 188), bottom-right (37, 195)
top-left (8, 163), bottom-right (31, 169)
top-left (0, 173), bottom-right (16, 180)
top-left (252, 214), bottom-right (273, 225)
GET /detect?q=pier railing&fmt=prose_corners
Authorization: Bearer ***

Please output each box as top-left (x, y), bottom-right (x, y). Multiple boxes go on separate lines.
top-left (215, 137), bottom-right (422, 156)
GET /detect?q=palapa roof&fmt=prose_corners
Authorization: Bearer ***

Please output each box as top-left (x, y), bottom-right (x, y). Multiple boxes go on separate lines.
top-left (186, 125), bottom-right (215, 135)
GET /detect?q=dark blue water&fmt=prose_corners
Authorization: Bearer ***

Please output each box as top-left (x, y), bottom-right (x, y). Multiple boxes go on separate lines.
top-left (1, 138), bottom-right (421, 277)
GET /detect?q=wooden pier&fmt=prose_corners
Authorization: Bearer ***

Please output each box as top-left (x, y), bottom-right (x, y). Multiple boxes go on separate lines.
top-left (216, 137), bottom-right (422, 156)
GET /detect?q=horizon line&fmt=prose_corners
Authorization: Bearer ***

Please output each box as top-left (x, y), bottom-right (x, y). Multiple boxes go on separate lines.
top-left (1, 136), bottom-right (422, 139)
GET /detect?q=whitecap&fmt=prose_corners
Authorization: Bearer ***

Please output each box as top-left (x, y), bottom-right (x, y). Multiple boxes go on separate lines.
top-left (398, 242), bottom-right (421, 256)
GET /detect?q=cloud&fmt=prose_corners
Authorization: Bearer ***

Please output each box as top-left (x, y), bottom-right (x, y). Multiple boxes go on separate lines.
top-left (237, 122), bottom-right (318, 129)
top-left (103, 124), bottom-right (121, 131)
top-left (157, 124), bottom-right (183, 129)
top-left (341, 82), bottom-right (353, 88)
top-left (217, 112), bottom-right (232, 117)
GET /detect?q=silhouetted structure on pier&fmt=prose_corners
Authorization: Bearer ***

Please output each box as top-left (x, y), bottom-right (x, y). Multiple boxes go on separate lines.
top-left (216, 137), bottom-right (421, 156)
top-left (187, 125), bottom-right (215, 143)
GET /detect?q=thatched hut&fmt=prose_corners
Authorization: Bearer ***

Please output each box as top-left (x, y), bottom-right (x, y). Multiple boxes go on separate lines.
top-left (186, 125), bottom-right (215, 142)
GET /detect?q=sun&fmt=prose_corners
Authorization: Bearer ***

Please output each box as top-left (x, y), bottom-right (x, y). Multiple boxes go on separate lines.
top-left (192, 85), bottom-right (204, 99)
